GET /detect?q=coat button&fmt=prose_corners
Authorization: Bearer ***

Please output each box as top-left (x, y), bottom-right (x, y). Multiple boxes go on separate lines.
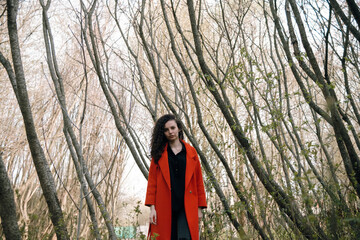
top-left (190, 190), bottom-right (192, 193)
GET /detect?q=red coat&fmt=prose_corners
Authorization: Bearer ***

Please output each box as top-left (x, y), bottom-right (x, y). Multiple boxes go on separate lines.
top-left (145, 140), bottom-right (207, 240)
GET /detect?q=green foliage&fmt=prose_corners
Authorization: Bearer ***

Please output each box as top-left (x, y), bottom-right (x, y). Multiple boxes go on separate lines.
top-left (150, 232), bottom-right (160, 240)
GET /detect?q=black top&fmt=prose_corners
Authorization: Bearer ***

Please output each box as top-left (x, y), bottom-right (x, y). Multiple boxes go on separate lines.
top-left (167, 142), bottom-right (186, 212)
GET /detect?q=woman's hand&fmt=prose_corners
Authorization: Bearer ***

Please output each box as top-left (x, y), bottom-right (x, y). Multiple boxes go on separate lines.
top-left (149, 205), bottom-right (157, 225)
top-left (198, 208), bottom-right (203, 221)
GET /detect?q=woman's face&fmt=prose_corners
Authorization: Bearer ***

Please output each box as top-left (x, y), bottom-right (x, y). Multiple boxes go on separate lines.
top-left (163, 120), bottom-right (180, 142)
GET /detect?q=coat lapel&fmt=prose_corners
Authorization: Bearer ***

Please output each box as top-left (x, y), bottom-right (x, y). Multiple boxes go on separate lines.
top-left (183, 141), bottom-right (196, 189)
top-left (158, 143), bottom-right (171, 189)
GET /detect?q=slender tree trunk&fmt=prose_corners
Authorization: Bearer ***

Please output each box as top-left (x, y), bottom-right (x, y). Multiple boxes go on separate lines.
top-left (0, 152), bottom-right (22, 240)
top-left (39, 1), bottom-right (103, 238)
top-left (3, 1), bottom-right (69, 239)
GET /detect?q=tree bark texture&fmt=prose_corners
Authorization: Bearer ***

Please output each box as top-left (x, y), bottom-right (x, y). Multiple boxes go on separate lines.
top-left (0, 153), bottom-right (22, 240)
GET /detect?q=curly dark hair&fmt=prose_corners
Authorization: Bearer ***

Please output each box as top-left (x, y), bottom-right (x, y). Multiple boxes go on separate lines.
top-left (151, 114), bottom-right (184, 163)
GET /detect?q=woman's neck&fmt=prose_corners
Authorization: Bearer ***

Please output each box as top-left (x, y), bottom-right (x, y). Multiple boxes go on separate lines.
top-left (169, 139), bottom-right (182, 149)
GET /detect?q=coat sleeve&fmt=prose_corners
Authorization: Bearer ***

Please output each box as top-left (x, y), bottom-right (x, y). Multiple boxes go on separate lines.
top-left (145, 159), bottom-right (158, 206)
top-left (194, 151), bottom-right (207, 208)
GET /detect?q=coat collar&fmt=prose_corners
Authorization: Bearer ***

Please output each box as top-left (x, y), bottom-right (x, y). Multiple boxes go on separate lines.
top-left (158, 139), bottom-right (196, 190)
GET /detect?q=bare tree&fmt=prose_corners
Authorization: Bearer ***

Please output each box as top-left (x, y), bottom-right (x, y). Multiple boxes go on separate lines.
top-left (0, 152), bottom-right (21, 240)
top-left (0, 1), bottom-right (69, 239)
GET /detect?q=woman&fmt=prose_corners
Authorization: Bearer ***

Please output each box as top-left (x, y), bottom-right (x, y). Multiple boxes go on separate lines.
top-left (145, 114), bottom-right (207, 240)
